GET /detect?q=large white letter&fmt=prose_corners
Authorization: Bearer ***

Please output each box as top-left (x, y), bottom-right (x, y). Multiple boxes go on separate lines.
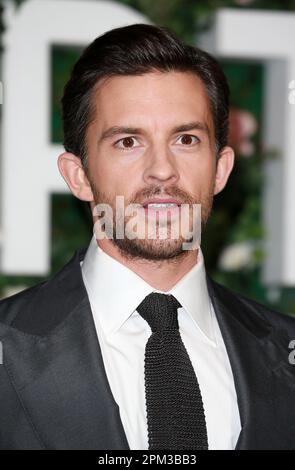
top-left (200, 9), bottom-right (295, 285)
top-left (1, 0), bottom-right (149, 274)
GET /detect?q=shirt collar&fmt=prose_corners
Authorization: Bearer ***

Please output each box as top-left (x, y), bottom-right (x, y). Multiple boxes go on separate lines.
top-left (81, 235), bottom-right (214, 341)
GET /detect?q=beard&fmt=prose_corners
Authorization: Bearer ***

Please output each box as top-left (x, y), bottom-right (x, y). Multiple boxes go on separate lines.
top-left (90, 180), bottom-right (214, 262)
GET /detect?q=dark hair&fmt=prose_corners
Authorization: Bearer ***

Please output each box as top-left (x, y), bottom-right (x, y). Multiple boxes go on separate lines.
top-left (61, 23), bottom-right (229, 167)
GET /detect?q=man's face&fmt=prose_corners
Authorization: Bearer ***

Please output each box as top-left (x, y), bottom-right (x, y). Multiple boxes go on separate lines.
top-left (85, 71), bottom-right (219, 261)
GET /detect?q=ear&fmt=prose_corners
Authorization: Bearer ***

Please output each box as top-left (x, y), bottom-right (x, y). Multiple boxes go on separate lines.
top-left (214, 146), bottom-right (235, 195)
top-left (57, 152), bottom-right (94, 202)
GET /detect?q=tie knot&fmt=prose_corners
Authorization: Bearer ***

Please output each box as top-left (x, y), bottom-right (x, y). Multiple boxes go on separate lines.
top-left (137, 292), bottom-right (181, 332)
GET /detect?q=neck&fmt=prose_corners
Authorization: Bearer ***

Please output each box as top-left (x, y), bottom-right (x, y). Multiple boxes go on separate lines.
top-left (96, 238), bottom-right (199, 292)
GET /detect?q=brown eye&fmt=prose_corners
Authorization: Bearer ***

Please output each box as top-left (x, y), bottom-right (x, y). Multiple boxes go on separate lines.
top-left (177, 134), bottom-right (199, 145)
top-left (115, 136), bottom-right (140, 150)
top-left (114, 136), bottom-right (140, 150)
top-left (121, 137), bottom-right (135, 148)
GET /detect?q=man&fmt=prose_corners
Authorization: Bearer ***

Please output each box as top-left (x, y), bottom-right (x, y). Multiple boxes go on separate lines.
top-left (0, 23), bottom-right (295, 450)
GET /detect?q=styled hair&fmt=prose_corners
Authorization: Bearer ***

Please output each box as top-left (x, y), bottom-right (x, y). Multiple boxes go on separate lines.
top-left (61, 23), bottom-right (230, 167)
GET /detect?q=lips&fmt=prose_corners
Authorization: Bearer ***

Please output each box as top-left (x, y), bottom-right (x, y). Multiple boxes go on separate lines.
top-left (141, 198), bottom-right (182, 208)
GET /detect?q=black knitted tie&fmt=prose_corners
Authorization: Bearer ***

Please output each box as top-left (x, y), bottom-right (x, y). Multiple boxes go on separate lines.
top-left (137, 292), bottom-right (208, 450)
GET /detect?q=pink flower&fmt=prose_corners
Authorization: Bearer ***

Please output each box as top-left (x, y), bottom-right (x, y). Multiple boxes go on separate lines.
top-left (229, 108), bottom-right (258, 157)
top-left (234, 0), bottom-right (255, 5)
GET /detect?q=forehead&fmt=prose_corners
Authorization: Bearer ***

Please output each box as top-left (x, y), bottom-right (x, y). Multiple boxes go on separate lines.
top-left (92, 71), bottom-right (213, 132)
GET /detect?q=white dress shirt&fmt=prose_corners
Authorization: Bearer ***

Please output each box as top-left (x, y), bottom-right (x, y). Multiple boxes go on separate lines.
top-left (81, 235), bottom-right (241, 450)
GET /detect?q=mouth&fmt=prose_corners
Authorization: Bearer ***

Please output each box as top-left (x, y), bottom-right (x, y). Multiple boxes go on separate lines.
top-left (141, 198), bottom-right (182, 208)
top-left (141, 198), bottom-right (182, 216)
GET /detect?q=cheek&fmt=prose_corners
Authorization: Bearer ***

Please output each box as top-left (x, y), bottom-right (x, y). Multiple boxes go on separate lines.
top-left (88, 150), bottom-right (113, 183)
top-left (92, 159), bottom-right (139, 198)
top-left (179, 167), bottom-right (215, 203)
top-left (181, 157), bottom-right (215, 186)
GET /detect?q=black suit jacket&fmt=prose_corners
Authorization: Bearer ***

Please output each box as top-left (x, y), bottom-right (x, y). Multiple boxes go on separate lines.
top-left (0, 247), bottom-right (295, 450)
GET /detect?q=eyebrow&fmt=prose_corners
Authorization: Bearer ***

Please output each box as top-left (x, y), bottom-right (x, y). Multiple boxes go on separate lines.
top-left (98, 121), bottom-right (210, 144)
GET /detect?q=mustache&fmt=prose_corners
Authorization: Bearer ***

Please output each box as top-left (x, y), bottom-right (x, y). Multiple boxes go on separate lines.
top-left (129, 185), bottom-right (197, 206)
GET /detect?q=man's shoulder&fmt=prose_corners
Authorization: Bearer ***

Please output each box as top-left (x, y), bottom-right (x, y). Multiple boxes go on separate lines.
top-left (0, 281), bottom-right (46, 327)
top-left (0, 246), bottom-right (88, 334)
top-left (209, 276), bottom-right (295, 336)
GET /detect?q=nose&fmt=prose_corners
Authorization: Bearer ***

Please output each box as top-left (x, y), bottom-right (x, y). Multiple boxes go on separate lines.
top-left (143, 145), bottom-right (180, 186)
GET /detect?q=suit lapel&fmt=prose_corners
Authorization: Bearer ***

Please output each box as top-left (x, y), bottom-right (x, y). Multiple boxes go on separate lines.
top-left (0, 249), bottom-right (130, 450)
top-left (206, 275), bottom-right (295, 450)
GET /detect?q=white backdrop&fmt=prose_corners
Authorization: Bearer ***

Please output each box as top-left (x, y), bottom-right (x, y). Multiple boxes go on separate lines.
top-left (200, 9), bottom-right (295, 286)
top-left (0, 0), bottom-right (149, 275)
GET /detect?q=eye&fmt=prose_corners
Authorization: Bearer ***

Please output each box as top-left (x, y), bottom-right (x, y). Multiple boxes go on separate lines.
top-left (175, 134), bottom-right (200, 146)
top-left (114, 136), bottom-right (140, 150)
